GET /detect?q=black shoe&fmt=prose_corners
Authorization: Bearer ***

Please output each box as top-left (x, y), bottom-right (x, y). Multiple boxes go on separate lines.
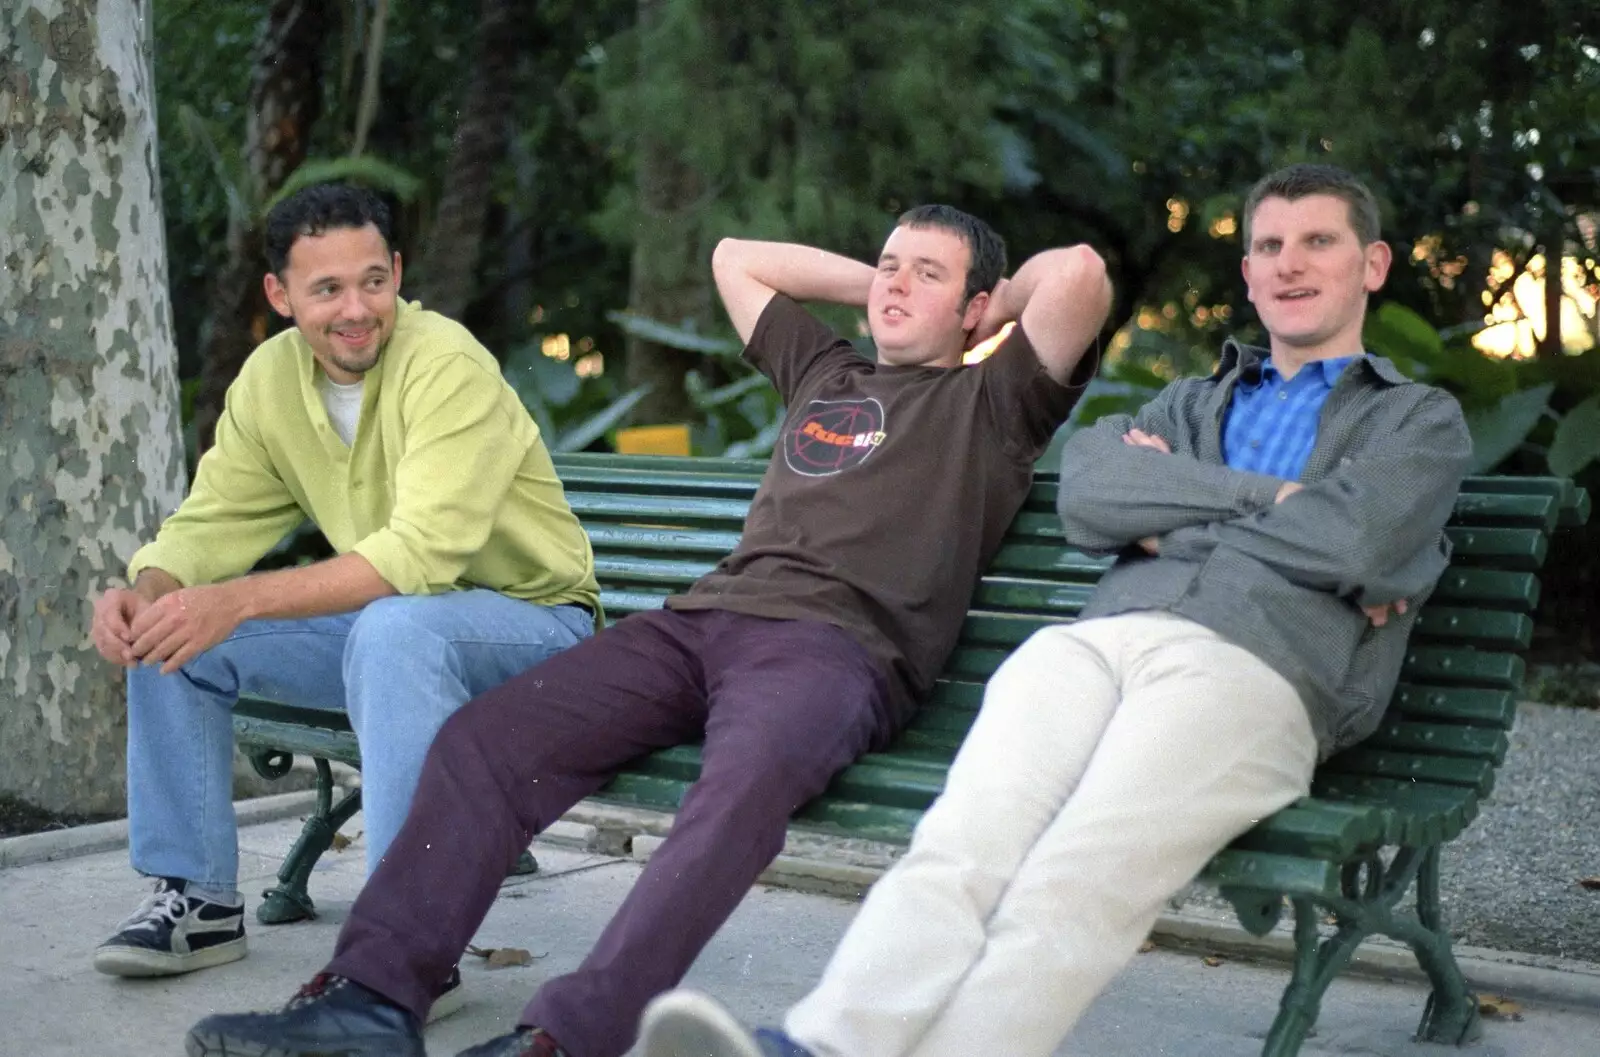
top-left (94, 877), bottom-right (247, 977)
top-left (185, 973), bottom-right (425, 1057)
top-left (456, 1026), bottom-right (568, 1057)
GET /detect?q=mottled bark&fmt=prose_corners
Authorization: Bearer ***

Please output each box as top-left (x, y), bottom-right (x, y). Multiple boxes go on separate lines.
top-left (623, 0), bottom-right (713, 427)
top-left (192, 0), bottom-right (327, 452)
top-left (0, 0), bottom-right (185, 812)
top-left (412, 0), bottom-right (518, 319)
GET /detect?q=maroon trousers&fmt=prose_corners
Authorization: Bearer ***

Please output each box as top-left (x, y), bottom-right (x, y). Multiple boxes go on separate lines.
top-left (325, 608), bottom-right (893, 1057)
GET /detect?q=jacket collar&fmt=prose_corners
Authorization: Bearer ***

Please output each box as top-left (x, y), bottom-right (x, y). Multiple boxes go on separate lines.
top-left (1217, 338), bottom-right (1411, 388)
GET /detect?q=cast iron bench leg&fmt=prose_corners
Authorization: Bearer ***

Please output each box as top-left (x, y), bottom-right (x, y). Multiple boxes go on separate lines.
top-left (1401, 846), bottom-right (1483, 1045)
top-left (1261, 846), bottom-right (1482, 1055)
top-left (252, 757), bottom-right (540, 925)
top-left (1262, 896), bottom-right (1363, 1056)
top-left (258, 758), bottom-right (361, 925)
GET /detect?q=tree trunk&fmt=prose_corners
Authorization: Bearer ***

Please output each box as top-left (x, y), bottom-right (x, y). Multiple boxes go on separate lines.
top-left (411, 0), bottom-right (518, 320)
top-left (0, 0), bottom-right (186, 812)
top-left (192, 0), bottom-right (327, 452)
top-left (623, 0), bottom-right (714, 428)
top-left (1538, 209), bottom-right (1566, 360)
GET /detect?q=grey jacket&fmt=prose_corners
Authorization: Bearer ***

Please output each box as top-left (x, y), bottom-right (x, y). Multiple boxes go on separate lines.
top-left (1058, 340), bottom-right (1473, 759)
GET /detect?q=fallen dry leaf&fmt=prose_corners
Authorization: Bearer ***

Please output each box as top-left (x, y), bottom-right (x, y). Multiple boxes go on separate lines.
top-left (1577, 876), bottom-right (1600, 891)
top-left (1138, 940), bottom-right (1156, 953)
top-left (466, 944), bottom-right (538, 969)
top-left (1202, 955), bottom-right (1224, 968)
top-left (1478, 995), bottom-right (1523, 1021)
top-left (330, 833), bottom-right (352, 852)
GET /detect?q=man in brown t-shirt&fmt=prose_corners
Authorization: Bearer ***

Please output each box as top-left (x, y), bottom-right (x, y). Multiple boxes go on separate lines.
top-left (186, 206), bottom-right (1112, 1057)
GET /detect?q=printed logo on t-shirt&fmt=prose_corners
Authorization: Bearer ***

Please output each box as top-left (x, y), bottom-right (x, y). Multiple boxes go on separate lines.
top-left (783, 397), bottom-right (888, 477)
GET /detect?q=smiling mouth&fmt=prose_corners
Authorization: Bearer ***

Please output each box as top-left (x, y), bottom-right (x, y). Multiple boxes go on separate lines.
top-left (882, 306), bottom-right (909, 320)
top-left (332, 326), bottom-right (376, 343)
top-left (1277, 290), bottom-right (1317, 302)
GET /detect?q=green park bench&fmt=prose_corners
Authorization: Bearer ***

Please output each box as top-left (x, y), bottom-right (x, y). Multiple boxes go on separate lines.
top-left (232, 451), bottom-right (1589, 1056)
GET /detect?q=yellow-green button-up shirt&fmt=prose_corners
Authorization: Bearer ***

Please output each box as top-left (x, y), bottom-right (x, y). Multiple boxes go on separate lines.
top-left (128, 300), bottom-right (600, 617)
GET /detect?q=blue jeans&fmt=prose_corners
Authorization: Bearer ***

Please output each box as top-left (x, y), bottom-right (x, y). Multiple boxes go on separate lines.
top-left (126, 590), bottom-right (593, 885)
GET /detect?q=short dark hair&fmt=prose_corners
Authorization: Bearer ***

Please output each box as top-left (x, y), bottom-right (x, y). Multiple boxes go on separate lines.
top-left (895, 204), bottom-right (1007, 303)
top-left (264, 183), bottom-right (395, 275)
top-left (1242, 164), bottom-right (1382, 248)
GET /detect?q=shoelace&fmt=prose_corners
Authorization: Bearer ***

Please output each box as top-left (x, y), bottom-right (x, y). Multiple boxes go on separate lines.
top-left (509, 1027), bottom-right (567, 1057)
top-left (115, 883), bottom-right (188, 935)
top-left (286, 973), bottom-right (344, 1010)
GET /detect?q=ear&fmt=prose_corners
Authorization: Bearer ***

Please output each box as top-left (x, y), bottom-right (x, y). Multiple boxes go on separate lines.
top-left (263, 272), bottom-right (293, 319)
top-left (1363, 239), bottom-right (1393, 293)
top-left (391, 251), bottom-right (403, 292)
top-left (961, 289), bottom-right (990, 332)
top-left (1240, 255), bottom-right (1256, 304)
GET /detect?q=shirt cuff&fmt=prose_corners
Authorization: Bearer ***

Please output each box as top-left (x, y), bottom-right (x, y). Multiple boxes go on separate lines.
top-left (126, 543), bottom-right (198, 589)
top-left (1231, 471), bottom-right (1285, 513)
top-left (351, 532), bottom-right (430, 596)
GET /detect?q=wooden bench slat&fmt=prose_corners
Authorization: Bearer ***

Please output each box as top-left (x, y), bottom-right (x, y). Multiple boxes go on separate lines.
top-left (972, 581), bottom-right (1096, 612)
top-left (586, 524), bottom-right (745, 555)
top-left (1024, 481), bottom-right (1561, 531)
top-left (1388, 685), bottom-right (1517, 728)
top-left (594, 555), bottom-right (717, 586)
top-left (557, 453), bottom-right (769, 476)
top-left (567, 492), bottom-right (751, 524)
top-left (1199, 849), bottom-right (1342, 898)
top-left (1458, 474), bottom-right (1591, 526)
top-left (1311, 775), bottom-right (1477, 846)
top-left (1401, 647), bottom-right (1524, 689)
top-left (1442, 526), bottom-right (1548, 568)
top-left (959, 613), bottom-right (1063, 648)
top-left (987, 543), bottom-right (1113, 577)
top-left (1227, 801), bottom-right (1384, 860)
top-left (598, 770), bottom-right (931, 844)
top-left (1320, 749), bottom-right (1496, 796)
top-left (1410, 607), bottom-right (1533, 649)
top-left (927, 680), bottom-right (987, 710)
top-left (235, 716), bottom-right (360, 766)
top-left (1360, 720), bottom-right (1508, 763)
top-left (1448, 491), bottom-right (1559, 529)
top-left (1427, 568), bottom-right (1540, 610)
top-left (557, 467), bottom-right (766, 499)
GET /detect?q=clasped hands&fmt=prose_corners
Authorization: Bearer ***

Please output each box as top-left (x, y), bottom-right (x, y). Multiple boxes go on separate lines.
top-left (90, 582), bottom-right (246, 675)
top-left (1120, 428), bottom-right (1407, 628)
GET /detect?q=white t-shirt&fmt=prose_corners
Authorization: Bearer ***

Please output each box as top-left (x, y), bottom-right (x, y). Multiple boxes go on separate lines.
top-left (318, 375), bottom-right (364, 447)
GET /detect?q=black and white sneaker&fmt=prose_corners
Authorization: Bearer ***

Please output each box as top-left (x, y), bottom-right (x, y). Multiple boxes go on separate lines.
top-left (93, 877), bottom-right (247, 977)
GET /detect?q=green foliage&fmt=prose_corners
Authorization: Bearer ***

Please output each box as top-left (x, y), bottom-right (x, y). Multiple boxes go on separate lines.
top-left (1364, 302), bottom-right (1598, 474)
top-left (153, 0), bottom-right (260, 373)
top-left (1548, 394), bottom-right (1600, 478)
top-left (607, 311), bottom-right (741, 358)
top-left (266, 156), bottom-right (424, 213)
top-left (592, 0), bottom-right (1010, 260)
top-left (608, 308), bottom-right (787, 455)
top-left (500, 344), bottom-right (652, 453)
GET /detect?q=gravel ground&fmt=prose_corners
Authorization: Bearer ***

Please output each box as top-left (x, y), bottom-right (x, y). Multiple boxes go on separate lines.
top-left (1177, 700), bottom-right (1600, 963)
top-left (1439, 700), bottom-right (1600, 961)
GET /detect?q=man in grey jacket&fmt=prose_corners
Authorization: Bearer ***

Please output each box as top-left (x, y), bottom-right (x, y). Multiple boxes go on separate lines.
top-left (636, 163), bottom-right (1474, 1057)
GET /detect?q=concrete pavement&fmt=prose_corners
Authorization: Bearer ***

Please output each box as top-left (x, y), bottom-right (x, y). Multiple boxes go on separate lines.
top-left (3, 809), bottom-right (1600, 1057)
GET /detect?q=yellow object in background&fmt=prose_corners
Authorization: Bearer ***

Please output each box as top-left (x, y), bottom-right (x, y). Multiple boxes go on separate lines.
top-left (962, 321), bottom-right (1016, 365)
top-left (615, 423), bottom-right (693, 456)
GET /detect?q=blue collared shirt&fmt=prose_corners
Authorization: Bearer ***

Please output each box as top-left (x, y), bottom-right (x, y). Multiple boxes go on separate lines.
top-left (1221, 355), bottom-right (1358, 480)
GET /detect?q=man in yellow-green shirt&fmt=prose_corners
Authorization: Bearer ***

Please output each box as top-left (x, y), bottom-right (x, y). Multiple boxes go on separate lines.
top-left (87, 184), bottom-right (599, 988)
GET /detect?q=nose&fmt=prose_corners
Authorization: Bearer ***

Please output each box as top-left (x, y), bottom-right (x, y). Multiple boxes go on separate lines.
top-left (886, 263), bottom-right (910, 294)
top-left (337, 286), bottom-right (367, 319)
top-left (1276, 242), bottom-right (1307, 275)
